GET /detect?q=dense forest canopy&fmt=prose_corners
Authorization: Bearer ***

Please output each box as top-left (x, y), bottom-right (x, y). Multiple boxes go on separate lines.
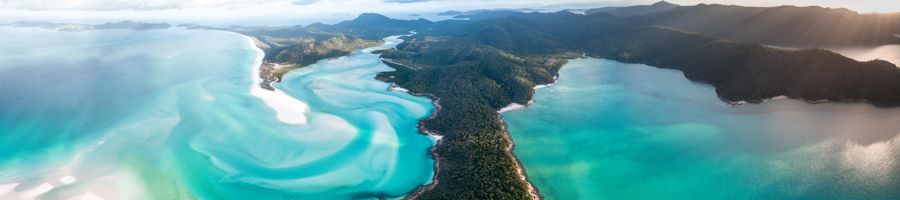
top-left (313, 3), bottom-right (900, 199)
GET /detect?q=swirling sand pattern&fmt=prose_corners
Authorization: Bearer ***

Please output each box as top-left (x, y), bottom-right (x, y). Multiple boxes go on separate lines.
top-left (0, 27), bottom-right (434, 199)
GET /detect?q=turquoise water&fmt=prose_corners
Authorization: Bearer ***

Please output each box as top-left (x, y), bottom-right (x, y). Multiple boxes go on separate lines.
top-left (503, 58), bottom-right (900, 199)
top-left (0, 27), bottom-right (434, 199)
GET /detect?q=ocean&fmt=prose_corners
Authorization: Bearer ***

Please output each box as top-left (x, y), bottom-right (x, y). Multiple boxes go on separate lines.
top-left (503, 58), bottom-right (900, 199)
top-left (0, 27), bottom-right (434, 199)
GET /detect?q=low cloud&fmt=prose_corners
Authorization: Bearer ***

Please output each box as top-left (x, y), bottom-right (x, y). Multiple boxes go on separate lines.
top-left (382, 0), bottom-right (437, 3)
top-left (292, 0), bottom-right (322, 5)
top-left (0, 0), bottom-right (290, 10)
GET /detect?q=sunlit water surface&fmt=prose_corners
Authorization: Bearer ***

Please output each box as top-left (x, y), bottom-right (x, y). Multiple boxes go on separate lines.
top-left (0, 27), bottom-right (434, 199)
top-left (503, 58), bottom-right (900, 199)
top-left (831, 45), bottom-right (900, 66)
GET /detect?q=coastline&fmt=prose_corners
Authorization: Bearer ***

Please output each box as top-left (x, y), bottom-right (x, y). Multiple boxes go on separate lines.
top-left (399, 65), bottom-right (551, 200)
top-left (499, 117), bottom-right (542, 200)
top-left (245, 34), bottom-right (310, 125)
top-left (402, 90), bottom-right (443, 200)
top-left (378, 34), bottom-right (446, 200)
top-left (498, 77), bottom-right (558, 114)
top-left (723, 95), bottom-right (849, 106)
top-left (495, 80), bottom-right (560, 200)
top-left (245, 33), bottom-right (442, 199)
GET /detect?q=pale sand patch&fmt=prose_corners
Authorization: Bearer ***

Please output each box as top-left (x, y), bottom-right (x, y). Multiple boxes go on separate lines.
top-left (20, 182), bottom-right (54, 198)
top-left (498, 103), bottom-right (527, 113)
top-left (59, 176), bottom-right (77, 184)
top-left (0, 183), bottom-right (18, 196)
top-left (246, 35), bottom-right (310, 125)
top-left (68, 192), bottom-right (105, 200)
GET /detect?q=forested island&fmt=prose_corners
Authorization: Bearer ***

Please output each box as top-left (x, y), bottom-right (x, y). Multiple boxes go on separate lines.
top-left (317, 3), bottom-right (900, 199)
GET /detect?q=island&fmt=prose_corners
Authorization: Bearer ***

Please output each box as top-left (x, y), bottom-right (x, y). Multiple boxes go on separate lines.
top-left (103, 3), bottom-right (900, 199)
top-left (320, 5), bottom-right (900, 199)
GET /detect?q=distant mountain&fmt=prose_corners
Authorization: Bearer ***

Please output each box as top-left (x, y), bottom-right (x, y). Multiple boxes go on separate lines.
top-left (437, 10), bottom-right (466, 16)
top-left (8, 20), bottom-right (170, 31)
top-left (586, 1), bottom-right (679, 16)
top-left (9, 21), bottom-right (92, 31)
top-left (439, 8), bottom-right (546, 18)
top-left (333, 13), bottom-right (431, 29)
top-left (632, 4), bottom-right (900, 47)
top-left (94, 20), bottom-right (170, 30)
top-left (320, 13), bottom-right (433, 39)
top-left (451, 10), bottom-right (537, 21)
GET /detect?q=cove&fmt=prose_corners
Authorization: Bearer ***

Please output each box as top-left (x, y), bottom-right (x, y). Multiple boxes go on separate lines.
top-left (502, 58), bottom-right (900, 199)
top-left (0, 27), bottom-right (434, 199)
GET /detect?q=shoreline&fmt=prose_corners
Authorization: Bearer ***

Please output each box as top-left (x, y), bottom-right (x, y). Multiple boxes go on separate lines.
top-left (403, 86), bottom-right (543, 200)
top-left (722, 95), bottom-right (863, 107)
top-left (250, 33), bottom-right (441, 199)
top-left (247, 35), bottom-right (283, 91)
top-left (245, 34), bottom-right (310, 125)
top-left (495, 81), bottom-right (559, 200)
top-left (497, 78), bottom-right (557, 114)
top-left (402, 90), bottom-right (443, 200)
top-left (499, 117), bottom-right (542, 200)
top-left (398, 57), bottom-right (550, 200)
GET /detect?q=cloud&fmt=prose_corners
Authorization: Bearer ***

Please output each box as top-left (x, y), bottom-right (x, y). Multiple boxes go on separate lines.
top-left (1, 0), bottom-right (896, 13)
top-left (292, 0), bottom-right (322, 5)
top-left (382, 0), bottom-right (436, 3)
top-left (0, 0), bottom-right (292, 10)
top-left (0, 0), bottom-right (896, 23)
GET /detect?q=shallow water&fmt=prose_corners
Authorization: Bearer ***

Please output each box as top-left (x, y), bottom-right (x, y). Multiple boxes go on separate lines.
top-left (0, 27), bottom-right (434, 199)
top-left (503, 58), bottom-right (900, 199)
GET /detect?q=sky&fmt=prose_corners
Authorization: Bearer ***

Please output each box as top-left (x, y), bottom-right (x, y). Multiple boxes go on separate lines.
top-left (1, 0), bottom-right (898, 26)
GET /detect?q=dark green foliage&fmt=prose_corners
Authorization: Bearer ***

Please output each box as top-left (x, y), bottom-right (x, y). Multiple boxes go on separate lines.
top-left (221, 25), bottom-right (383, 81)
top-left (585, 0), bottom-right (680, 16)
top-left (368, 8), bottom-right (900, 199)
top-left (376, 36), bottom-right (572, 199)
top-left (629, 4), bottom-right (900, 47)
top-left (269, 36), bottom-right (380, 65)
top-left (579, 26), bottom-right (900, 106)
top-left (315, 13), bottom-right (434, 40)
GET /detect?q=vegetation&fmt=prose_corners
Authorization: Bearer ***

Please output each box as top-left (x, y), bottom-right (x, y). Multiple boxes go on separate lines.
top-left (310, 13), bottom-right (434, 40)
top-left (357, 8), bottom-right (900, 199)
top-left (376, 37), bottom-right (575, 199)
top-left (625, 3), bottom-right (900, 47)
top-left (585, 0), bottom-right (679, 16)
top-left (578, 26), bottom-right (900, 106)
top-left (218, 25), bottom-right (383, 84)
top-left (269, 35), bottom-right (380, 69)
top-left (198, 7), bottom-right (900, 199)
